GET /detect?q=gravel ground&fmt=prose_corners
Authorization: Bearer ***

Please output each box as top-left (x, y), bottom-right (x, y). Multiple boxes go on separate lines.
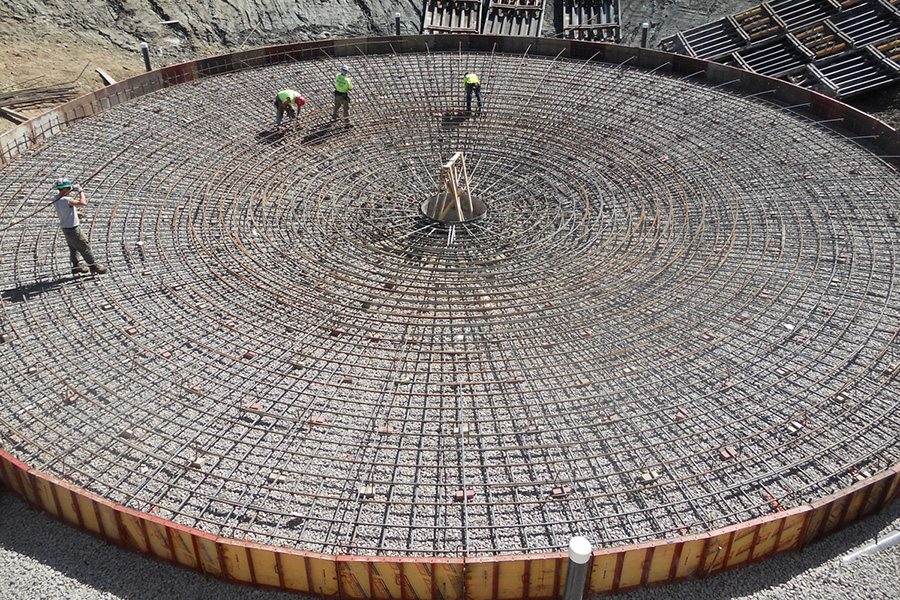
top-left (2, 489), bottom-right (898, 599)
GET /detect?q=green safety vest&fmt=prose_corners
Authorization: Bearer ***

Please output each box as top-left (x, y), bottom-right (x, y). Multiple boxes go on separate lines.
top-left (464, 73), bottom-right (480, 85)
top-left (335, 74), bottom-right (353, 94)
top-left (277, 90), bottom-right (302, 104)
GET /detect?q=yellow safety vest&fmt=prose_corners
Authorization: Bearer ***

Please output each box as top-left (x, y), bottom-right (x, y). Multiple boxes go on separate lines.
top-left (277, 90), bottom-right (302, 104)
top-left (335, 74), bottom-right (353, 94)
top-left (464, 73), bottom-right (480, 85)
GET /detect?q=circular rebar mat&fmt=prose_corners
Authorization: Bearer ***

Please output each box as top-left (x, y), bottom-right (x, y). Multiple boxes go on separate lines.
top-left (1, 51), bottom-right (900, 557)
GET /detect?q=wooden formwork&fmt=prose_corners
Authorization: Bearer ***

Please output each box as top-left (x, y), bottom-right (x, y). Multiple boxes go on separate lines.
top-left (2, 447), bottom-right (898, 597)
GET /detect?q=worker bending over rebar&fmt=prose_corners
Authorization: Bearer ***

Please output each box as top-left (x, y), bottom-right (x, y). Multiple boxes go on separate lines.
top-left (274, 89), bottom-right (305, 130)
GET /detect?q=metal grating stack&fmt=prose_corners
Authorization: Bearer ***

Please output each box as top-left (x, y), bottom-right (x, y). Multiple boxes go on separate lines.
top-left (423, 0), bottom-right (547, 36)
top-left (660, 0), bottom-right (900, 98)
top-left (561, 0), bottom-right (621, 41)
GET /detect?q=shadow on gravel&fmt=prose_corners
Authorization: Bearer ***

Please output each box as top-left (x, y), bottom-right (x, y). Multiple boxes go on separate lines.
top-left (0, 493), bottom-right (301, 600)
top-left (301, 121), bottom-right (342, 145)
top-left (441, 110), bottom-right (471, 129)
top-left (2, 277), bottom-right (72, 302)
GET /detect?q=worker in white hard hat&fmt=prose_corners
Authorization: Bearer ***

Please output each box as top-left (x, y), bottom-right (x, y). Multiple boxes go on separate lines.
top-left (52, 178), bottom-right (108, 275)
top-left (332, 65), bottom-right (353, 124)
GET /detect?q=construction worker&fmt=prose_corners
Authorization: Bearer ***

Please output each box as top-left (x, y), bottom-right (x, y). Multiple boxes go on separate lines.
top-left (52, 178), bottom-right (107, 275)
top-left (274, 89), bottom-right (305, 129)
top-left (464, 72), bottom-right (482, 112)
top-left (332, 65), bottom-right (353, 124)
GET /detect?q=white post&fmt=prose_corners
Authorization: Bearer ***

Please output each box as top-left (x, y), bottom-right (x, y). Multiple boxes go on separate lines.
top-left (562, 536), bottom-right (592, 600)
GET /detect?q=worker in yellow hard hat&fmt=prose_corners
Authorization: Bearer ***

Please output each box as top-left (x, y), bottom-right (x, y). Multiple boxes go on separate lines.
top-left (463, 72), bottom-right (482, 113)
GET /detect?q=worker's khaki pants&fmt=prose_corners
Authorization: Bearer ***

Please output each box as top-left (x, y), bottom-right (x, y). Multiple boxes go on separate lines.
top-left (332, 92), bottom-right (350, 120)
top-left (62, 226), bottom-right (98, 266)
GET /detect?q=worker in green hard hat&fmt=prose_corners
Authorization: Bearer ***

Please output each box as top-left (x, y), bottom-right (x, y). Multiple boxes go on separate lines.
top-left (52, 177), bottom-right (107, 275)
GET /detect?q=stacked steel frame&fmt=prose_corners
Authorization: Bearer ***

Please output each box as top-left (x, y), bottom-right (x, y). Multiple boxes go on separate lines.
top-left (660, 0), bottom-right (900, 98)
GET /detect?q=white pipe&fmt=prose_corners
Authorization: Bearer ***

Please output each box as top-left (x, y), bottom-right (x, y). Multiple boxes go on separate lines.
top-left (841, 531), bottom-right (900, 563)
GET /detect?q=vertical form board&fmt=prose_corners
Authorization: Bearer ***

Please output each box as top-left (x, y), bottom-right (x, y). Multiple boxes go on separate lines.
top-left (432, 559), bottom-right (465, 600)
top-left (306, 554), bottom-right (341, 599)
top-left (534, 37), bottom-right (570, 59)
top-left (278, 552), bottom-right (312, 593)
top-left (863, 476), bottom-right (893, 516)
top-left (0, 452), bottom-right (27, 497)
top-left (231, 48), bottom-right (266, 70)
top-left (495, 558), bottom-right (528, 600)
top-left (466, 560), bottom-right (496, 600)
top-left (144, 518), bottom-right (174, 562)
top-left (248, 547), bottom-right (281, 588)
top-left (645, 541), bottom-right (678, 585)
top-left (569, 39), bottom-right (608, 62)
top-left (843, 486), bottom-right (871, 525)
top-left (403, 559), bottom-right (464, 600)
top-left (705, 61), bottom-right (743, 87)
top-left (617, 547), bottom-right (649, 590)
top-left (117, 508), bottom-right (149, 553)
top-left (601, 43), bottom-right (640, 67)
top-left (367, 560), bottom-right (403, 600)
top-left (808, 93), bottom-right (845, 122)
top-left (525, 555), bottom-right (561, 600)
top-left (338, 557), bottom-right (373, 599)
top-left (196, 54), bottom-right (235, 77)
top-left (76, 494), bottom-right (102, 534)
top-left (674, 538), bottom-right (706, 580)
top-left (160, 62), bottom-right (198, 87)
top-left (95, 503), bottom-right (123, 543)
top-left (885, 466), bottom-right (900, 504)
top-left (218, 540), bottom-right (254, 584)
top-left (170, 526), bottom-right (200, 569)
top-left (700, 533), bottom-right (732, 577)
top-left (725, 523), bottom-right (759, 568)
top-left (465, 555), bottom-right (539, 600)
top-left (194, 533), bottom-right (223, 575)
top-left (773, 511), bottom-right (808, 553)
top-left (587, 551), bottom-right (619, 593)
top-left (53, 483), bottom-right (80, 526)
top-left (819, 496), bottom-right (849, 538)
top-left (751, 514), bottom-right (789, 560)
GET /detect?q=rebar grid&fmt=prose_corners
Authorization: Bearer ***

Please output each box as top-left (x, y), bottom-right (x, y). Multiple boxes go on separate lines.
top-left (1, 50), bottom-right (900, 558)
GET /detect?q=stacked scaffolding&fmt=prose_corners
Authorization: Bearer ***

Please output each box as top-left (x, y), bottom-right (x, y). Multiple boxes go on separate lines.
top-left (562, 0), bottom-right (621, 41)
top-left (660, 0), bottom-right (900, 97)
top-left (423, 0), bottom-right (546, 36)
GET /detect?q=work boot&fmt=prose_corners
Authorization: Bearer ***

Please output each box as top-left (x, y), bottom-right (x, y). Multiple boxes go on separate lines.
top-left (71, 264), bottom-right (89, 274)
top-left (89, 264), bottom-right (108, 274)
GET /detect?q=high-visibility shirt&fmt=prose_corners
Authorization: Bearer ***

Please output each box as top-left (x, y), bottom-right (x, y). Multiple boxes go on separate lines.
top-left (335, 74), bottom-right (353, 94)
top-left (277, 90), bottom-right (305, 107)
top-left (464, 73), bottom-right (480, 85)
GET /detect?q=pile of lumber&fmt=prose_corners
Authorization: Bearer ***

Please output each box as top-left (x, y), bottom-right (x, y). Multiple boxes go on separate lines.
top-left (0, 84), bottom-right (79, 110)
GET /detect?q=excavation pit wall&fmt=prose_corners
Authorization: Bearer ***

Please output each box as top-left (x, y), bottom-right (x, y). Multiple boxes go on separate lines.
top-left (2, 34), bottom-right (900, 598)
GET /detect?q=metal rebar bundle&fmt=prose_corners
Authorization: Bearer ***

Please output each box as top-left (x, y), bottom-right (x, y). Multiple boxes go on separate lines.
top-left (1, 49), bottom-right (899, 561)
